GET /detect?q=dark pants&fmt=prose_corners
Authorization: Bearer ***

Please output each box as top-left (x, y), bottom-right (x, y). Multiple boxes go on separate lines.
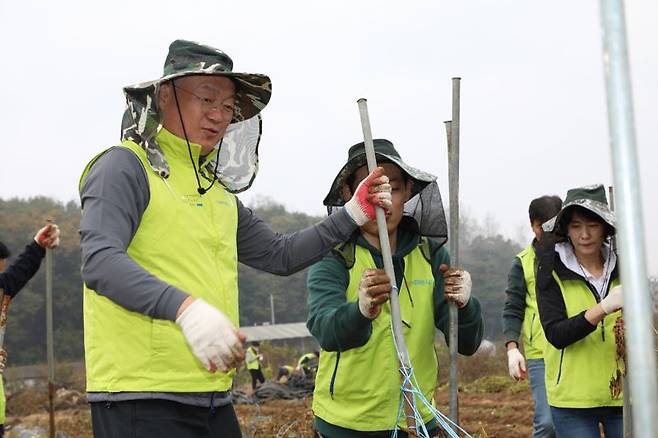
top-left (249, 368), bottom-right (265, 390)
top-left (90, 399), bottom-right (242, 438)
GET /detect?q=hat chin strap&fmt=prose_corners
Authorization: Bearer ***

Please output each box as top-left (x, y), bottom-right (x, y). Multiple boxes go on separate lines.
top-left (172, 82), bottom-right (220, 195)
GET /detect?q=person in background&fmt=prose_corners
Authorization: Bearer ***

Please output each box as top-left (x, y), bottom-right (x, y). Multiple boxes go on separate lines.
top-left (276, 365), bottom-right (296, 384)
top-left (245, 341), bottom-right (265, 391)
top-left (536, 185), bottom-right (623, 438)
top-left (0, 224), bottom-right (60, 438)
top-left (297, 351), bottom-right (320, 378)
top-left (502, 195), bottom-right (562, 438)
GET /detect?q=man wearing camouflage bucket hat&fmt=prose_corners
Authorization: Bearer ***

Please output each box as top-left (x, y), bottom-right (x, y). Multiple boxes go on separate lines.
top-left (78, 40), bottom-right (392, 437)
top-left (307, 139), bottom-right (484, 436)
top-left (535, 184), bottom-right (624, 437)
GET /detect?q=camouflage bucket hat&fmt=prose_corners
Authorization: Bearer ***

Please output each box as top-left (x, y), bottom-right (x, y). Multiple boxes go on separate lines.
top-left (323, 139), bottom-right (436, 207)
top-left (542, 184), bottom-right (616, 236)
top-left (124, 39), bottom-right (271, 124)
top-left (120, 40), bottom-right (271, 193)
top-left (325, 139), bottom-right (448, 239)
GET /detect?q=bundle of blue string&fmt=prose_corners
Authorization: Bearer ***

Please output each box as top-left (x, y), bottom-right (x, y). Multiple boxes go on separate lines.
top-left (390, 326), bottom-right (472, 438)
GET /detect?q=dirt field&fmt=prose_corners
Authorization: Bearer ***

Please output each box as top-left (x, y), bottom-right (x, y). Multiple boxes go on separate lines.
top-left (234, 389), bottom-right (533, 438)
top-left (5, 382), bottom-right (534, 437)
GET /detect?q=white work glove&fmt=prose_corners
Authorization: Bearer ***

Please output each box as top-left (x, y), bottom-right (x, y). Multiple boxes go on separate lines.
top-left (344, 167), bottom-right (392, 226)
top-left (440, 265), bottom-right (472, 308)
top-left (34, 223), bottom-right (60, 249)
top-left (601, 285), bottom-right (623, 314)
top-left (507, 347), bottom-right (527, 381)
top-left (357, 268), bottom-right (392, 319)
top-left (176, 299), bottom-right (244, 372)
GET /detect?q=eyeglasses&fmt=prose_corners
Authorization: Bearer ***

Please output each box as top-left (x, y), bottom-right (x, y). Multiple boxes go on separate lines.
top-left (173, 85), bottom-right (235, 115)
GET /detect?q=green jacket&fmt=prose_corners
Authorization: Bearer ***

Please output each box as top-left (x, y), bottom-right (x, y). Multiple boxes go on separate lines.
top-left (307, 227), bottom-right (483, 435)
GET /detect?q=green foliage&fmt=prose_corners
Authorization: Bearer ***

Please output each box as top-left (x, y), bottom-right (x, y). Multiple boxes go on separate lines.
top-left (0, 197), bottom-right (83, 365)
top-left (460, 233), bottom-right (522, 339)
top-left (0, 194), bottom-right (521, 365)
top-left (462, 375), bottom-right (513, 393)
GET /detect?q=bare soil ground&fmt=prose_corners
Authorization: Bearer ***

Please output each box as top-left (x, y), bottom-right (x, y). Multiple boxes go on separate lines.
top-left (5, 384), bottom-right (533, 437)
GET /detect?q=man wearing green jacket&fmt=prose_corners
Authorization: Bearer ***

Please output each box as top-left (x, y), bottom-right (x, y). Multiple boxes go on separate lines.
top-left (502, 195), bottom-right (561, 438)
top-left (79, 40), bottom-right (392, 438)
top-left (307, 139), bottom-right (484, 437)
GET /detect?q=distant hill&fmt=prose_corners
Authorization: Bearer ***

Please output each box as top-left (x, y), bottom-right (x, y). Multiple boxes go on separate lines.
top-left (0, 195), bottom-right (522, 365)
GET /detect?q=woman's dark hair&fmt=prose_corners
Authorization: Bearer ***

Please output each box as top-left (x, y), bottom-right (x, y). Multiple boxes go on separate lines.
top-left (562, 206), bottom-right (615, 237)
top-left (0, 241), bottom-right (10, 259)
top-left (529, 195), bottom-right (562, 223)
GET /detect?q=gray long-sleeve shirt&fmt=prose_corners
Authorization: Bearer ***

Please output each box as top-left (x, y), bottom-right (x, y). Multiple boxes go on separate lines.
top-left (80, 147), bottom-right (358, 406)
top-left (80, 147), bottom-right (357, 322)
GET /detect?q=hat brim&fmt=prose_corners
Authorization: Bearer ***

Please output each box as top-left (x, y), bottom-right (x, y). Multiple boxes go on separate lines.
top-left (124, 70), bottom-right (271, 123)
top-left (323, 151), bottom-right (437, 206)
top-left (542, 199), bottom-right (616, 235)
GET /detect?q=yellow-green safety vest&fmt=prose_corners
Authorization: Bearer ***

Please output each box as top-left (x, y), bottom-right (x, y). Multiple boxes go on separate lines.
top-left (518, 245), bottom-right (547, 359)
top-left (544, 272), bottom-right (622, 408)
top-left (313, 244), bottom-right (438, 431)
top-left (0, 379), bottom-right (4, 423)
top-left (246, 347), bottom-right (260, 370)
top-left (80, 129), bottom-right (239, 393)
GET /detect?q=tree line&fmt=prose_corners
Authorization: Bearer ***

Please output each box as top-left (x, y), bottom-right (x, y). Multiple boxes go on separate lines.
top-left (0, 195), bottom-right (544, 365)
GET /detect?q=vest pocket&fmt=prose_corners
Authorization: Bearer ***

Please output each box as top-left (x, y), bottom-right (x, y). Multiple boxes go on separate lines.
top-left (329, 351), bottom-right (341, 400)
top-left (556, 349), bottom-right (565, 385)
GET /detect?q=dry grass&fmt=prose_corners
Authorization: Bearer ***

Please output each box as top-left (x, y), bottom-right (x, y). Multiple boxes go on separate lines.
top-left (0, 343), bottom-right (538, 437)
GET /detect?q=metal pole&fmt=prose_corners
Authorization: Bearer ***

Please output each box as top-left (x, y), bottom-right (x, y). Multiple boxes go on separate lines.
top-left (600, 2), bottom-right (658, 437)
top-left (46, 245), bottom-right (55, 438)
top-left (447, 77), bottom-right (461, 424)
top-left (270, 294), bottom-right (276, 325)
top-left (610, 186), bottom-right (632, 438)
top-left (357, 98), bottom-right (418, 436)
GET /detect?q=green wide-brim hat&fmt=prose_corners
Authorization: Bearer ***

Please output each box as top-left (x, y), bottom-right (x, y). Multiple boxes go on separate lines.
top-left (124, 39), bottom-right (271, 124)
top-left (542, 184), bottom-right (616, 236)
top-left (323, 139), bottom-right (437, 206)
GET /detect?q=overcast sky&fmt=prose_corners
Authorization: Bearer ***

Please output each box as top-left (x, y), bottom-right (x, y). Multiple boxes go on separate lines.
top-left (0, 0), bottom-right (656, 275)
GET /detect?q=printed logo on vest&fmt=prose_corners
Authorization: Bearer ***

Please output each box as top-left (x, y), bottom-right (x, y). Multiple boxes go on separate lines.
top-left (181, 194), bottom-right (204, 207)
top-left (409, 279), bottom-right (434, 286)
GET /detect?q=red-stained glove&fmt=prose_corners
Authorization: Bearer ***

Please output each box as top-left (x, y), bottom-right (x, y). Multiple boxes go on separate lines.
top-left (344, 167), bottom-right (392, 226)
top-left (34, 223), bottom-right (60, 249)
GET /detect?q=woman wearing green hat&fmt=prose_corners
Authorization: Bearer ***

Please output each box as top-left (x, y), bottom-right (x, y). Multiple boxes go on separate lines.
top-left (307, 139), bottom-right (484, 437)
top-left (536, 184), bottom-right (624, 438)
